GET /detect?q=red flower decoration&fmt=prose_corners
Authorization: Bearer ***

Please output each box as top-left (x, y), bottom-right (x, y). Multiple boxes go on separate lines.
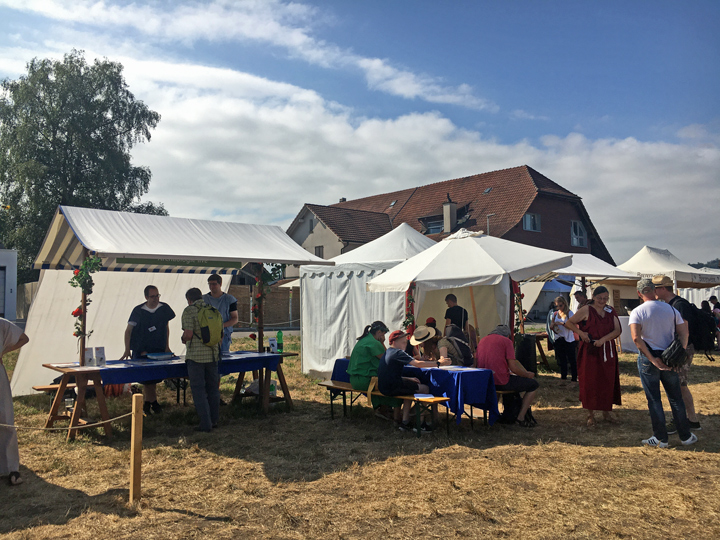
top-left (249, 333), bottom-right (257, 340)
top-left (72, 307), bottom-right (82, 317)
top-left (520, 293), bottom-right (525, 299)
top-left (255, 293), bottom-right (262, 299)
top-left (73, 269), bottom-right (80, 276)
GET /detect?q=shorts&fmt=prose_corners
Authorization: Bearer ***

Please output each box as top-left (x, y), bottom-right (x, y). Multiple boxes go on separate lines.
top-left (349, 374), bottom-right (402, 408)
top-left (678, 344), bottom-right (694, 386)
top-left (381, 380), bottom-right (420, 397)
top-left (496, 375), bottom-right (539, 393)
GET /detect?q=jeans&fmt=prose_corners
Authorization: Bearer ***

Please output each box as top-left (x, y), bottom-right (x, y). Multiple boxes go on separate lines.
top-left (186, 360), bottom-right (220, 431)
top-left (554, 338), bottom-right (577, 381)
top-left (637, 352), bottom-right (691, 442)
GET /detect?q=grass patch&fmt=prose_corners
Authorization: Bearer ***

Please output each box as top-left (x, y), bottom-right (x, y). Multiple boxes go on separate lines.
top-left (2, 337), bottom-right (720, 539)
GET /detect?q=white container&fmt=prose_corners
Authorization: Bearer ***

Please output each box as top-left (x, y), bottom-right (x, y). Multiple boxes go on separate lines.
top-left (268, 337), bottom-right (278, 353)
top-left (84, 347), bottom-right (95, 367)
top-left (94, 347), bottom-right (106, 366)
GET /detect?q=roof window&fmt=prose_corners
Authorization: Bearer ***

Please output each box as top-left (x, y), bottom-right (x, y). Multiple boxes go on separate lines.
top-left (483, 188), bottom-right (492, 194)
top-left (389, 200), bottom-right (397, 207)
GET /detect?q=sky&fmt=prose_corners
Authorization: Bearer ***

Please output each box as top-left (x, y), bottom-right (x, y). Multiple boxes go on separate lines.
top-left (0, 0), bottom-right (718, 264)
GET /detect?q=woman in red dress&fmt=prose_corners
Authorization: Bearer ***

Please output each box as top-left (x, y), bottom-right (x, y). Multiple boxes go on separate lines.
top-left (564, 286), bottom-right (622, 426)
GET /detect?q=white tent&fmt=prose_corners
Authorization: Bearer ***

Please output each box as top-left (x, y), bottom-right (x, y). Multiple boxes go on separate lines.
top-left (679, 267), bottom-right (720, 306)
top-left (617, 246), bottom-right (720, 289)
top-left (12, 206), bottom-right (332, 395)
top-left (367, 229), bottom-right (572, 340)
top-left (299, 223), bottom-right (436, 376)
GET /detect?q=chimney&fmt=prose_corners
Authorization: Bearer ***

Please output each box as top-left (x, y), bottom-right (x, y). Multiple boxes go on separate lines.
top-left (339, 197), bottom-right (346, 203)
top-left (443, 194), bottom-right (457, 233)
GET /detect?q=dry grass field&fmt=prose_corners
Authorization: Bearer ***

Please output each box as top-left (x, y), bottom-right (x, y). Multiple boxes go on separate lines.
top-left (1, 336), bottom-right (719, 539)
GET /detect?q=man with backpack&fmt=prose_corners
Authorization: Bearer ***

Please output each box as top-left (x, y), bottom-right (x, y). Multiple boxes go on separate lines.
top-left (181, 287), bottom-right (223, 432)
top-left (652, 275), bottom-right (707, 432)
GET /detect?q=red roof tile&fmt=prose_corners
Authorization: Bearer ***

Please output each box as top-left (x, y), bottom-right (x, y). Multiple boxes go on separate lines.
top-left (305, 204), bottom-right (392, 244)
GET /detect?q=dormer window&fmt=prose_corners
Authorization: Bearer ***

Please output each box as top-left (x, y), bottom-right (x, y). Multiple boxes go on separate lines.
top-left (571, 220), bottom-right (587, 247)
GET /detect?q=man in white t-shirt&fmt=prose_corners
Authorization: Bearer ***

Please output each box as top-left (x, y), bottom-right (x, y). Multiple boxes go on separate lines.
top-left (629, 279), bottom-right (696, 448)
top-left (0, 318), bottom-right (29, 486)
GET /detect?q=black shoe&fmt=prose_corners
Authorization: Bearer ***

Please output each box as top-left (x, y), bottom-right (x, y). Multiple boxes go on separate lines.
top-left (689, 421), bottom-right (702, 431)
top-left (143, 401), bottom-right (152, 415)
top-left (420, 421), bottom-right (435, 432)
top-left (150, 401), bottom-right (162, 414)
top-left (397, 421), bottom-right (413, 432)
top-left (666, 422), bottom-right (677, 435)
top-left (194, 426), bottom-right (212, 433)
top-left (524, 409), bottom-right (538, 426)
top-left (219, 398), bottom-right (227, 407)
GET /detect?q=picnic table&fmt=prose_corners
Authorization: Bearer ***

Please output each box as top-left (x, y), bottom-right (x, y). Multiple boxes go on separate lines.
top-left (42, 351), bottom-right (295, 441)
top-left (404, 365), bottom-right (500, 425)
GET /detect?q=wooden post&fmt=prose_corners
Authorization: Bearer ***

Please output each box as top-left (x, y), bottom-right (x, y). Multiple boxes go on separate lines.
top-left (468, 286), bottom-right (479, 332)
top-left (129, 393), bottom-right (143, 502)
top-left (79, 290), bottom-right (87, 366)
top-left (257, 267), bottom-right (264, 353)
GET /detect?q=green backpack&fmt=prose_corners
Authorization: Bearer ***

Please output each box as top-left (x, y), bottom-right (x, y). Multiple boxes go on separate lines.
top-left (195, 304), bottom-right (223, 348)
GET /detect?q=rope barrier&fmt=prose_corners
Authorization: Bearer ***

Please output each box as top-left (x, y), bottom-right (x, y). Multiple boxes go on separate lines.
top-left (0, 411), bottom-right (133, 432)
top-left (236, 318), bottom-right (300, 327)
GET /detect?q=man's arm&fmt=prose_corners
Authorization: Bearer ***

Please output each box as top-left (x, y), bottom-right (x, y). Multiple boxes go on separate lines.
top-left (225, 309), bottom-right (239, 329)
top-left (120, 324), bottom-right (134, 360)
top-left (676, 320), bottom-right (689, 349)
top-left (508, 358), bottom-right (535, 379)
top-left (630, 323), bottom-right (669, 371)
top-left (1, 332), bottom-right (29, 357)
top-left (166, 323), bottom-right (172, 352)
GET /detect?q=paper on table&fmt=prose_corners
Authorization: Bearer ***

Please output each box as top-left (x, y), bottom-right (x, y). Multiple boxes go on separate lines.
top-left (414, 393), bottom-right (435, 399)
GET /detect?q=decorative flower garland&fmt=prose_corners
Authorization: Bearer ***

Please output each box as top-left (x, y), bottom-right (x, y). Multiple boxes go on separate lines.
top-left (513, 291), bottom-right (527, 335)
top-left (402, 282), bottom-right (416, 331)
top-left (250, 264), bottom-right (285, 327)
top-left (68, 255), bottom-right (102, 340)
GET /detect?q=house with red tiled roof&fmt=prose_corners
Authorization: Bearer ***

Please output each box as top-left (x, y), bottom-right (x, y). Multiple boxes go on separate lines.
top-left (287, 165), bottom-right (614, 269)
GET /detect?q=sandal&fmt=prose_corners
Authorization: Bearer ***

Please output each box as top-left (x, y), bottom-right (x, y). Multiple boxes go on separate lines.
top-left (586, 416), bottom-right (596, 427)
top-left (515, 418), bottom-right (534, 428)
top-left (8, 471), bottom-right (22, 486)
top-left (524, 409), bottom-right (538, 426)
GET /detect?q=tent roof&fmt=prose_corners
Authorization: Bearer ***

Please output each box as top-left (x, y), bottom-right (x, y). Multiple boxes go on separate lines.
top-left (33, 206), bottom-right (332, 273)
top-left (331, 223), bottom-right (436, 264)
top-left (617, 246), bottom-right (720, 287)
top-left (367, 228), bottom-right (572, 292)
top-left (526, 254), bottom-right (637, 282)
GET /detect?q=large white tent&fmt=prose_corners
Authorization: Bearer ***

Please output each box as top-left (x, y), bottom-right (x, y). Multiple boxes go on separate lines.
top-left (679, 267), bottom-right (720, 306)
top-left (299, 223), bottom-right (436, 376)
top-left (367, 229), bottom-right (572, 341)
top-left (12, 206), bottom-right (331, 395)
top-left (617, 246), bottom-right (720, 289)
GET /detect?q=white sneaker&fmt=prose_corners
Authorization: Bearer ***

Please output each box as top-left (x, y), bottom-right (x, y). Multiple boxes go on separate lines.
top-left (642, 436), bottom-right (669, 448)
top-left (681, 433), bottom-right (698, 446)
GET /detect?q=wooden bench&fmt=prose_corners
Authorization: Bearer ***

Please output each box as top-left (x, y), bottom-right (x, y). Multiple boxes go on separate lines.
top-left (319, 377), bottom-right (450, 437)
top-left (33, 379), bottom-right (188, 405)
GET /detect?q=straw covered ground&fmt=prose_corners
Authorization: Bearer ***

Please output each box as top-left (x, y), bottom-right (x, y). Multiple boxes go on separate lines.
top-left (1, 337), bottom-right (719, 539)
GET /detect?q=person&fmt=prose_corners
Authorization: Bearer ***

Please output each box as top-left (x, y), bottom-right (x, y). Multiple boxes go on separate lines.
top-left (438, 324), bottom-right (472, 366)
top-left (181, 288), bottom-right (221, 432)
top-left (378, 330), bottom-right (451, 431)
top-left (629, 279), bottom-right (697, 447)
top-left (573, 290), bottom-right (589, 309)
top-left (120, 285), bottom-right (176, 414)
top-left (0, 318), bottom-right (29, 486)
top-left (710, 295), bottom-right (719, 313)
top-left (701, 300), bottom-right (720, 349)
top-left (652, 275), bottom-right (702, 432)
top-left (550, 296), bottom-right (577, 382)
top-left (444, 294), bottom-right (469, 336)
top-left (412, 323), bottom-right (442, 361)
top-left (203, 274), bottom-right (238, 354)
top-left (476, 325), bottom-right (539, 427)
top-left (347, 321), bottom-right (398, 419)
top-left (564, 286), bottom-right (622, 426)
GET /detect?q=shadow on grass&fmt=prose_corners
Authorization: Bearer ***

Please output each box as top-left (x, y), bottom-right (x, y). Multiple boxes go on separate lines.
top-left (0, 470), bottom-right (133, 535)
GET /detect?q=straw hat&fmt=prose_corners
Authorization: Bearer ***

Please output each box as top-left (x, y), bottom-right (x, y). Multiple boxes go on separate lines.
top-left (410, 325), bottom-right (437, 346)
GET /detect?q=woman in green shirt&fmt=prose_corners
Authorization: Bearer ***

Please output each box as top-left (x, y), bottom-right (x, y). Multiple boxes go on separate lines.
top-left (347, 321), bottom-right (399, 410)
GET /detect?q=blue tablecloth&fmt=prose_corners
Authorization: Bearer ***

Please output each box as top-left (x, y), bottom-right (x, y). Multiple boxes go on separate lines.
top-left (403, 366), bottom-right (499, 425)
top-left (81, 352), bottom-right (282, 385)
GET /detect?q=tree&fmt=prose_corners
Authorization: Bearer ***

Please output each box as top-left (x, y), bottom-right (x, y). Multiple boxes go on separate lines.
top-left (0, 49), bottom-right (166, 283)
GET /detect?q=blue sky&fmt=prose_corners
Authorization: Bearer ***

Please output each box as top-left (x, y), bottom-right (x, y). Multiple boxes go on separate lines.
top-left (0, 0), bottom-right (718, 263)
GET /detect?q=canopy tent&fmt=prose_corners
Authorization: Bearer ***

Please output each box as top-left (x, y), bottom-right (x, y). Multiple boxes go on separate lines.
top-left (13, 206), bottom-right (332, 394)
top-left (526, 254), bottom-right (638, 283)
top-left (299, 223), bottom-right (436, 376)
top-left (34, 205), bottom-right (331, 273)
top-left (616, 246), bottom-right (720, 289)
top-left (679, 267), bottom-right (720, 306)
top-left (367, 229), bottom-right (573, 340)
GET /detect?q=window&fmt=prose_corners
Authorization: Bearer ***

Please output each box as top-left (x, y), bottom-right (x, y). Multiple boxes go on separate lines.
top-left (571, 220), bottom-right (587, 247)
top-left (424, 219), bottom-right (444, 234)
top-left (314, 245), bottom-right (324, 258)
top-left (308, 218), bottom-right (314, 234)
top-left (522, 213), bottom-right (541, 232)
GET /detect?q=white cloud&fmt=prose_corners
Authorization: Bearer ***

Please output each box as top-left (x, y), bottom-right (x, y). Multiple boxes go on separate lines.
top-left (510, 109), bottom-right (549, 121)
top-left (0, 0), bottom-right (494, 110)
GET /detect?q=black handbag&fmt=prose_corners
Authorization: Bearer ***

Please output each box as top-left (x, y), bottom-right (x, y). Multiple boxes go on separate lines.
top-left (661, 338), bottom-right (687, 369)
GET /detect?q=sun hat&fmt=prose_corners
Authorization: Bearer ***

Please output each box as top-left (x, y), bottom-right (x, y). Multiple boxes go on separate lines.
top-left (388, 330), bottom-right (407, 344)
top-left (410, 326), bottom-right (437, 346)
top-left (652, 275), bottom-right (674, 288)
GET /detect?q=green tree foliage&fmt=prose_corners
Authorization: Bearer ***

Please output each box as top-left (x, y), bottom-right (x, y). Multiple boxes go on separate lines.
top-left (0, 49), bottom-right (166, 283)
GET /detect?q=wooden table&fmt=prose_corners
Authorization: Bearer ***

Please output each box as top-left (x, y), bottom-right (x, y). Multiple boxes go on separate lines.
top-left (42, 352), bottom-right (295, 440)
top-left (528, 332), bottom-right (552, 369)
top-left (42, 364), bottom-right (112, 442)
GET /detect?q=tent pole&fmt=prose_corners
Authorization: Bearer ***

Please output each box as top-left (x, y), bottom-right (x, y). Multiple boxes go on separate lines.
top-left (79, 249), bottom-right (88, 365)
top-left (468, 286), bottom-right (479, 332)
top-left (257, 266), bottom-right (264, 353)
top-left (581, 277), bottom-right (587, 295)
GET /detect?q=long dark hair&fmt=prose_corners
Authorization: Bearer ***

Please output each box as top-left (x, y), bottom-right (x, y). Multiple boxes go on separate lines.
top-left (701, 300), bottom-right (712, 314)
top-left (357, 321), bottom-right (388, 341)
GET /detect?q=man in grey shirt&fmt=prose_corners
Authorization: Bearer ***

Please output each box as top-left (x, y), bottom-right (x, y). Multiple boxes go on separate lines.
top-left (203, 274), bottom-right (238, 354)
